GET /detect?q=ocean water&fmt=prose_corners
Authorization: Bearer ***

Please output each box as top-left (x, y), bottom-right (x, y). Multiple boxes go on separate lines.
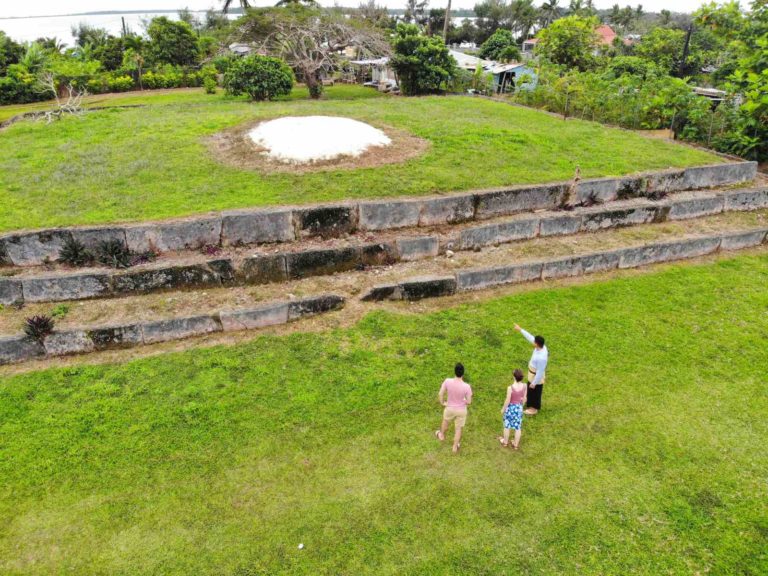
top-left (0, 12), bottom-right (235, 46)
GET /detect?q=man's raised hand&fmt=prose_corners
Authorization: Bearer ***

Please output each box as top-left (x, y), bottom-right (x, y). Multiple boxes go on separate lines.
top-left (514, 324), bottom-right (521, 332)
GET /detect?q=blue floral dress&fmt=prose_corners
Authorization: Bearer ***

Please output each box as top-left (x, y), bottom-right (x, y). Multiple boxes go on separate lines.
top-left (503, 404), bottom-right (523, 430)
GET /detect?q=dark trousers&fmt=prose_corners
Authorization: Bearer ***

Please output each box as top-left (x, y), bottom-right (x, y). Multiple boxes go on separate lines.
top-left (526, 384), bottom-right (544, 410)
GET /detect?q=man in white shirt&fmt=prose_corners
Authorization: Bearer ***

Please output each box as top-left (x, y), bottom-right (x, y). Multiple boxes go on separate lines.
top-left (514, 324), bottom-right (548, 415)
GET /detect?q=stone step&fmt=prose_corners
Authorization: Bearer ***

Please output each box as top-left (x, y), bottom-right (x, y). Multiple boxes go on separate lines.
top-left (361, 228), bottom-right (768, 302)
top-left (0, 162), bottom-right (757, 268)
top-left (0, 294), bottom-right (345, 366)
top-left (2, 186), bottom-right (766, 306)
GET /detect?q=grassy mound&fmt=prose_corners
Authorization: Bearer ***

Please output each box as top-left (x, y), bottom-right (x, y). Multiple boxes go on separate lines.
top-left (1, 252), bottom-right (766, 575)
top-left (0, 86), bottom-right (720, 233)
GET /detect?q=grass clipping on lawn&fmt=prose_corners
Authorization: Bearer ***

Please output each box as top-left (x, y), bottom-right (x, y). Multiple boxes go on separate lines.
top-left (209, 115), bottom-right (429, 174)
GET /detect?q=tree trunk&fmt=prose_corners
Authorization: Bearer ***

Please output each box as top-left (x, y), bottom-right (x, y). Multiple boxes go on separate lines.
top-left (443, 0), bottom-right (452, 41)
top-left (306, 72), bottom-right (323, 99)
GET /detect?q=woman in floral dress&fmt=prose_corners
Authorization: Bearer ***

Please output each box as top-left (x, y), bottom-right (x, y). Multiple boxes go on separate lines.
top-left (499, 369), bottom-right (527, 450)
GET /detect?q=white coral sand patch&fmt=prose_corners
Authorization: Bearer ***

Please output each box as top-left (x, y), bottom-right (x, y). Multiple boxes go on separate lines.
top-left (248, 116), bottom-right (392, 164)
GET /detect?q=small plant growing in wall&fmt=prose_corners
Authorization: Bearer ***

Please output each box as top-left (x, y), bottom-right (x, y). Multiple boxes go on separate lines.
top-left (96, 239), bottom-right (133, 269)
top-left (59, 237), bottom-right (94, 267)
top-left (24, 315), bottom-right (54, 342)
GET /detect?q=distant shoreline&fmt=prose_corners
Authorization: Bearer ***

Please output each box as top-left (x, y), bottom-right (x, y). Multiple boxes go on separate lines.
top-left (0, 9), bottom-right (245, 20)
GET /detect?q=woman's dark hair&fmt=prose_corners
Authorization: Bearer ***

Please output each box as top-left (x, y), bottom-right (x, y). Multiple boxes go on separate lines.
top-left (534, 335), bottom-right (545, 348)
top-left (513, 369), bottom-right (524, 382)
top-left (454, 363), bottom-right (465, 377)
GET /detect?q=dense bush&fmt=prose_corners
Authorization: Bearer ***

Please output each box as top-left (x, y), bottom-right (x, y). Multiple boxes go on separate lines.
top-left (536, 15), bottom-right (600, 71)
top-left (0, 65), bottom-right (40, 105)
top-left (390, 23), bottom-right (457, 96)
top-left (223, 55), bottom-right (294, 101)
top-left (479, 29), bottom-right (518, 61)
top-left (146, 17), bottom-right (199, 67)
top-left (107, 75), bottom-right (135, 92)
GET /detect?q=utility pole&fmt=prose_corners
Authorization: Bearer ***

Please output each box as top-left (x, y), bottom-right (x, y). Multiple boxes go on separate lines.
top-left (443, 0), bottom-right (452, 42)
top-left (121, 17), bottom-right (127, 38)
top-left (677, 24), bottom-right (693, 77)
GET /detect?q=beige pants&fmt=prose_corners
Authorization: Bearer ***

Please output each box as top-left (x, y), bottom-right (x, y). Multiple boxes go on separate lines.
top-left (443, 406), bottom-right (468, 428)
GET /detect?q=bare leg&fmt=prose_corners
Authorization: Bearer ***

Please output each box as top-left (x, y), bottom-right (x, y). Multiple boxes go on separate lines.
top-left (436, 419), bottom-right (450, 441)
top-left (452, 425), bottom-right (463, 453)
top-left (501, 428), bottom-right (510, 446)
top-left (513, 429), bottom-right (521, 449)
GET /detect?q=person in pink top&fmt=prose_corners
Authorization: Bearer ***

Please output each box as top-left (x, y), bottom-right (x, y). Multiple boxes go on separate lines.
top-left (435, 363), bottom-right (473, 453)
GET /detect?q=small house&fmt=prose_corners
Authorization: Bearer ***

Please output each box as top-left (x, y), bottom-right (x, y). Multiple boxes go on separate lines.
top-left (490, 63), bottom-right (537, 94)
top-left (449, 49), bottom-right (493, 72)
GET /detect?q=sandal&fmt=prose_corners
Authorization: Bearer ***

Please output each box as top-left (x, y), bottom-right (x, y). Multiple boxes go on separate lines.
top-left (497, 436), bottom-right (509, 447)
top-left (434, 430), bottom-right (445, 441)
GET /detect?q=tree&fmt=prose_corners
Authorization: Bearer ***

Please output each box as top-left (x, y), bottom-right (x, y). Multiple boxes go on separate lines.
top-left (479, 28), bottom-right (517, 59)
top-left (0, 31), bottom-right (24, 76)
top-left (221, 0), bottom-right (251, 13)
top-left (536, 15), bottom-right (600, 71)
top-left (539, 0), bottom-right (562, 27)
top-left (236, 6), bottom-right (390, 98)
top-left (404, 0), bottom-right (429, 25)
top-left (634, 27), bottom-right (686, 74)
top-left (223, 54), bottom-right (294, 100)
top-left (92, 36), bottom-right (127, 71)
top-left (390, 23), bottom-right (457, 95)
top-left (146, 17), bottom-right (199, 66)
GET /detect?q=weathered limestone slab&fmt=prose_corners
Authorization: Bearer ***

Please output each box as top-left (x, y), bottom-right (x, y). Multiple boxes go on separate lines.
top-left (87, 324), bottom-right (143, 350)
top-left (459, 218), bottom-right (538, 249)
top-left (111, 263), bottom-right (222, 294)
top-left (720, 229), bottom-right (768, 251)
top-left (358, 199), bottom-right (421, 231)
top-left (0, 238), bottom-right (10, 266)
top-left (286, 247), bottom-right (361, 279)
top-left (22, 272), bottom-right (111, 302)
top-left (581, 206), bottom-right (660, 232)
top-left (456, 262), bottom-right (542, 291)
top-left (0, 335), bottom-right (45, 365)
top-left (668, 194), bottom-right (724, 220)
top-left (541, 256), bottom-right (585, 279)
top-left (207, 259), bottom-right (237, 284)
top-left (399, 276), bottom-right (457, 301)
top-left (295, 205), bottom-right (357, 238)
top-left (287, 295), bottom-right (346, 319)
top-left (646, 169), bottom-right (686, 194)
top-left (397, 236), bottom-right (440, 261)
top-left (619, 237), bottom-right (721, 268)
top-left (683, 162), bottom-right (756, 190)
top-left (43, 330), bottom-right (95, 356)
top-left (539, 214), bottom-right (582, 237)
top-left (576, 178), bottom-right (618, 204)
top-left (125, 217), bottom-right (222, 253)
top-left (361, 242), bottom-right (398, 266)
top-left (361, 284), bottom-right (399, 302)
top-left (580, 251), bottom-right (622, 274)
top-left (723, 188), bottom-right (768, 211)
top-left (475, 184), bottom-right (567, 219)
top-left (0, 277), bottom-right (23, 306)
top-left (141, 314), bottom-right (221, 344)
top-left (220, 208), bottom-right (295, 246)
top-left (419, 195), bottom-right (475, 226)
top-left (71, 227), bottom-right (127, 251)
top-left (239, 254), bottom-right (287, 284)
top-left (615, 176), bottom-right (648, 200)
top-left (220, 302), bottom-right (290, 331)
top-left (3, 230), bottom-right (72, 266)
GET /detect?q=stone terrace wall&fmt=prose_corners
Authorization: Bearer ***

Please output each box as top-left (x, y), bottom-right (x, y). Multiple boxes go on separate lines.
top-left (0, 294), bottom-right (345, 366)
top-left (362, 228), bottom-right (768, 302)
top-left (0, 162), bottom-right (757, 268)
top-left (2, 186), bottom-right (767, 306)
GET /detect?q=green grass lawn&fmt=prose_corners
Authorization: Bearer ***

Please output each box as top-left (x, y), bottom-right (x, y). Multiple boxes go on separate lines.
top-left (1, 253), bottom-right (766, 575)
top-left (0, 86), bottom-right (720, 233)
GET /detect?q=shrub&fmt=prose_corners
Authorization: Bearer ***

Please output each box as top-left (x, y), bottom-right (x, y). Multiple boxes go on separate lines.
top-left (0, 64), bottom-right (41, 105)
top-left (59, 237), bottom-right (93, 267)
top-left (24, 315), bottom-right (54, 342)
top-left (96, 239), bottom-right (132, 269)
top-left (204, 77), bottom-right (217, 94)
top-left (107, 75), bottom-right (134, 92)
top-left (497, 45), bottom-right (522, 63)
top-left (223, 55), bottom-right (294, 101)
top-left (479, 29), bottom-right (518, 61)
top-left (390, 23), bottom-right (457, 96)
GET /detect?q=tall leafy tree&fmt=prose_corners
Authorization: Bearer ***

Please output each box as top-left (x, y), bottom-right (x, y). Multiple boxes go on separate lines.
top-left (146, 17), bottom-right (199, 66)
top-left (390, 23), bottom-right (456, 95)
top-left (536, 14), bottom-right (600, 70)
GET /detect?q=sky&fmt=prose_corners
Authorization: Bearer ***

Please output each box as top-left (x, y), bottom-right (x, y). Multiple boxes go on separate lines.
top-left (0, 0), bottom-right (717, 19)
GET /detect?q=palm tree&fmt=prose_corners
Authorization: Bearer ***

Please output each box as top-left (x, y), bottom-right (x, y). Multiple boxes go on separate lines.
top-left (539, 0), bottom-right (562, 27)
top-left (221, 0), bottom-right (251, 13)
